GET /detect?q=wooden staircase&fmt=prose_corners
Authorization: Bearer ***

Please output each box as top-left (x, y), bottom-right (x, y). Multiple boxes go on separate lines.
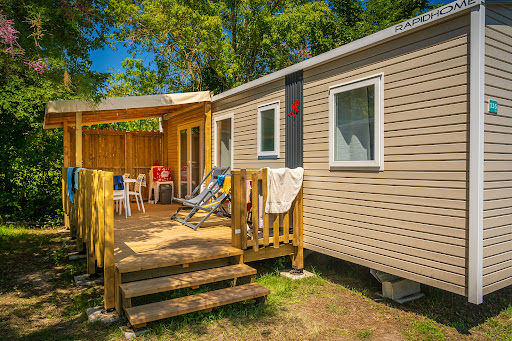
top-left (115, 247), bottom-right (270, 329)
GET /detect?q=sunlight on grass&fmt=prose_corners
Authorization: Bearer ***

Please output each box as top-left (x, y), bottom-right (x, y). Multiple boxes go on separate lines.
top-left (0, 225), bottom-right (31, 250)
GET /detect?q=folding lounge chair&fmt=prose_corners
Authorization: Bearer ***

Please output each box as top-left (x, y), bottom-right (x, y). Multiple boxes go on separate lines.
top-left (171, 167), bottom-right (230, 228)
top-left (173, 175), bottom-right (231, 230)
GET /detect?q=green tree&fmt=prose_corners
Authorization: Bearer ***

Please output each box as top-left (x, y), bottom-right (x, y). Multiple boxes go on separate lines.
top-left (88, 57), bottom-right (162, 131)
top-left (106, 0), bottom-right (434, 94)
top-left (0, 0), bottom-right (110, 222)
top-left (107, 0), bottom-right (333, 93)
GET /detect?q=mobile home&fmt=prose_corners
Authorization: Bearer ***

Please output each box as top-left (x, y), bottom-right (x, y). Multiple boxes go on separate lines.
top-left (210, 0), bottom-right (512, 304)
top-left (45, 0), bottom-right (512, 310)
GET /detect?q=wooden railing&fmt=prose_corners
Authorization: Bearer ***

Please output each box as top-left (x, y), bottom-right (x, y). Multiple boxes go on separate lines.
top-left (231, 169), bottom-right (303, 268)
top-left (62, 168), bottom-right (115, 310)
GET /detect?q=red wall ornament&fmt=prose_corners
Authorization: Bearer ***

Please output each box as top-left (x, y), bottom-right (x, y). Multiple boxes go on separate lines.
top-left (287, 97), bottom-right (300, 119)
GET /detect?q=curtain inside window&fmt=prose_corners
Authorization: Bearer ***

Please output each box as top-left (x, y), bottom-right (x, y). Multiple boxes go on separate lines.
top-left (261, 108), bottom-right (275, 152)
top-left (217, 118), bottom-right (231, 168)
top-left (334, 85), bottom-right (375, 161)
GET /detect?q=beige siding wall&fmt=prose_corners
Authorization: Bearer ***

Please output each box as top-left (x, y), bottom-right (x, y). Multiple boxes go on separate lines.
top-left (483, 4), bottom-right (512, 296)
top-left (211, 79), bottom-right (286, 170)
top-left (302, 15), bottom-right (470, 296)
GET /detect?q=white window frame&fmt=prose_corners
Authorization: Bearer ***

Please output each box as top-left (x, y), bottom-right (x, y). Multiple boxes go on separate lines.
top-left (328, 73), bottom-right (384, 171)
top-left (213, 113), bottom-right (234, 170)
top-left (257, 101), bottom-right (280, 158)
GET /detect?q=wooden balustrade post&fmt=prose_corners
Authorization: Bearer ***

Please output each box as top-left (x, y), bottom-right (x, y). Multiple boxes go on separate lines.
top-left (76, 169), bottom-right (85, 252)
top-left (231, 171), bottom-right (241, 249)
top-left (86, 171), bottom-right (96, 274)
top-left (94, 171), bottom-right (104, 267)
top-left (262, 169), bottom-right (270, 246)
top-left (272, 214), bottom-right (279, 248)
top-left (240, 169), bottom-right (247, 249)
top-left (103, 172), bottom-right (115, 310)
top-left (251, 172), bottom-right (259, 252)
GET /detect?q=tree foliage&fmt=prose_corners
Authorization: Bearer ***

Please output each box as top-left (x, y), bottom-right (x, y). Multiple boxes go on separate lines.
top-left (0, 0), bottom-right (110, 222)
top-left (106, 0), bottom-right (433, 94)
top-left (0, 0), bottom-right (437, 222)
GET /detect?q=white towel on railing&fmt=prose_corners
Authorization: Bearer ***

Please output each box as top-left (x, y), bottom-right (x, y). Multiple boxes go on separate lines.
top-left (265, 167), bottom-right (304, 214)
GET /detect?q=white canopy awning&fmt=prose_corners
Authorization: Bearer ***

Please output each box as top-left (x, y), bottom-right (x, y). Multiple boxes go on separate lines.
top-left (44, 91), bottom-right (211, 129)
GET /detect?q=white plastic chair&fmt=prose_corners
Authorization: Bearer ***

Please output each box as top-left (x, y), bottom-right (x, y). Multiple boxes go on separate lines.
top-left (128, 174), bottom-right (146, 213)
top-left (113, 189), bottom-right (128, 218)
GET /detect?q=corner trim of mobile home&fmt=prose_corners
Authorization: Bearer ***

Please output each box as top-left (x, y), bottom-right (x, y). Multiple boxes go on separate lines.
top-left (468, 2), bottom-right (485, 305)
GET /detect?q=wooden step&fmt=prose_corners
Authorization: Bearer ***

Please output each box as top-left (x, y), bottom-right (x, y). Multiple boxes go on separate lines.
top-left (116, 246), bottom-right (243, 274)
top-left (120, 264), bottom-right (257, 298)
top-left (125, 283), bottom-right (270, 327)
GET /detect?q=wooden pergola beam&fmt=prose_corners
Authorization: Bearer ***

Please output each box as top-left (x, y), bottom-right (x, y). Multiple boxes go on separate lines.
top-left (76, 112), bottom-right (82, 167)
top-left (204, 102), bottom-right (212, 177)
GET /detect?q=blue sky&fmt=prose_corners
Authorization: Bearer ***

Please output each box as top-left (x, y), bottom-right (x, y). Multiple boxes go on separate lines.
top-left (90, 44), bottom-right (156, 74)
top-left (90, 0), bottom-right (448, 74)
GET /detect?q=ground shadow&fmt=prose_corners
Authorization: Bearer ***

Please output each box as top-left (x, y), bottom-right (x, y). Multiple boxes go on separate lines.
top-left (301, 251), bottom-right (512, 335)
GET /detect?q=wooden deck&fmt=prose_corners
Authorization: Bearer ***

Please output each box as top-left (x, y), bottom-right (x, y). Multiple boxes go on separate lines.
top-left (113, 203), bottom-right (238, 272)
top-left (63, 167), bottom-right (301, 318)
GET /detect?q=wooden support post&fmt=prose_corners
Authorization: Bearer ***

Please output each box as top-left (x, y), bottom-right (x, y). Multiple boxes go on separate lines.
top-left (125, 132), bottom-right (133, 177)
top-left (103, 172), bottom-right (115, 310)
top-left (63, 123), bottom-right (71, 231)
top-left (162, 118), bottom-right (169, 166)
top-left (204, 103), bottom-right (212, 178)
top-left (292, 186), bottom-right (304, 270)
top-left (75, 112), bottom-right (82, 167)
top-left (62, 168), bottom-right (68, 231)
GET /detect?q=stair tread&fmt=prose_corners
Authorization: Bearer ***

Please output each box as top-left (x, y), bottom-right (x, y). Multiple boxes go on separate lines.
top-left (125, 283), bottom-right (270, 326)
top-left (116, 246), bottom-right (243, 274)
top-left (121, 264), bottom-right (257, 298)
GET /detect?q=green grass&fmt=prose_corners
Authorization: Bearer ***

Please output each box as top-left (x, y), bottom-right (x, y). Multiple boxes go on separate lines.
top-left (406, 320), bottom-right (446, 341)
top-left (356, 330), bottom-right (373, 339)
top-left (327, 304), bottom-right (348, 315)
top-left (3, 226), bottom-right (512, 340)
top-left (482, 305), bottom-right (512, 341)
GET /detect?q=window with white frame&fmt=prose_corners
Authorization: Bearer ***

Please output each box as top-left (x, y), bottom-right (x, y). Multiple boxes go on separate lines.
top-left (214, 113), bottom-right (234, 169)
top-left (329, 74), bottom-right (383, 170)
top-left (257, 101), bottom-right (280, 158)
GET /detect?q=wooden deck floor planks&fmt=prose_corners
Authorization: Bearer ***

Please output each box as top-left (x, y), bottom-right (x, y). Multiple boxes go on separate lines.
top-left (114, 203), bottom-right (237, 272)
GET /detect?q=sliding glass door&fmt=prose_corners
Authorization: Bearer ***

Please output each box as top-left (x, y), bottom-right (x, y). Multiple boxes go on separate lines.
top-left (177, 120), bottom-right (204, 198)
